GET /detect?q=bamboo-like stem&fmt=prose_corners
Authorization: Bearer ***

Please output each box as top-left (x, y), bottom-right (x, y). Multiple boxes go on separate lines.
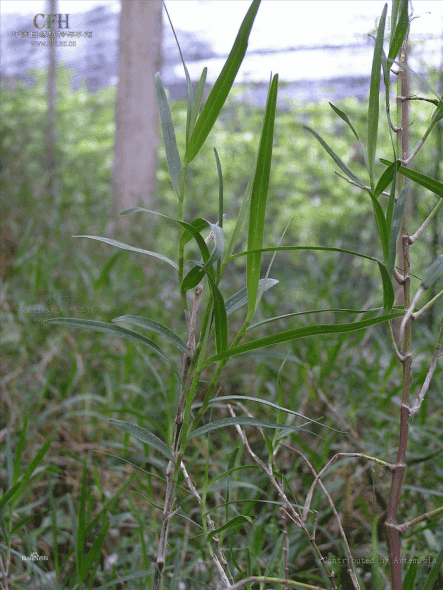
top-left (386, 15), bottom-right (412, 589)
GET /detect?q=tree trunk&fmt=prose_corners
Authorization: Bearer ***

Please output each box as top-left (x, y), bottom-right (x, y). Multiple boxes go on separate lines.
top-left (112, 0), bottom-right (163, 227)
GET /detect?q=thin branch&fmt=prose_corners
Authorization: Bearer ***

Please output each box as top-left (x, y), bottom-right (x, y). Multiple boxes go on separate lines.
top-left (335, 171), bottom-right (390, 197)
top-left (398, 285), bottom-right (425, 346)
top-left (410, 320), bottom-right (443, 417)
top-left (409, 200), bottom-right (443, 244)
top-left (413, 289), bottom-right (443, 321)
top-left (398, 95), bottom-right (440, 106)
top-left (397, 505), bottom-right (443, 534)
top-left (386, 321), bottom-right (407, 362)
top-left (393, 267), bottom-right (405, 284)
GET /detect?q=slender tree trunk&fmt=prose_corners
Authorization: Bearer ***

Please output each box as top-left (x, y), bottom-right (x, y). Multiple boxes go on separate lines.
top-left (46, 0), bottom-right (57, 202)
top-left (112, 0), bottom-right (163, 227)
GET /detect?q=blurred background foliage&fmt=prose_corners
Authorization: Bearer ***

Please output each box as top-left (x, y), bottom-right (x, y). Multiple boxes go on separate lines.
top-left (1, 62), bottom-right (442, 588)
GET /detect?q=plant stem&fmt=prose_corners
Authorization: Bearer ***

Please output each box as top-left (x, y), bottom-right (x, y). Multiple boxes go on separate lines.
top-left (385, 17), bottom-right (412, 590)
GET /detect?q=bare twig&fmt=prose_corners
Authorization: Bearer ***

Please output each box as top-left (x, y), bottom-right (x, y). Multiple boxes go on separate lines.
top-left (396, 505), bottom-right (443, 534)
top-left (410, 320), bottom-right (443, 417)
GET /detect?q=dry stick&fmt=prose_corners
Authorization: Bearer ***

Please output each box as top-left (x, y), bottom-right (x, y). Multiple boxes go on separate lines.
top-left (385, 25), bottom-right (412, 590)
top-left (281, 445), bottom-right (362, 590)
top-left (410, 321), bottom-right (443, 416)
top-left (227, 404), bottom-right (340, 590)
top-left (225, 576), bottom-right (326, 590)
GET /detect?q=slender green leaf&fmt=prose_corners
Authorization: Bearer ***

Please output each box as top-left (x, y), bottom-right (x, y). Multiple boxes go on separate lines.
top-left (13, 414), bottom-right (28, 484)
top-left (155, 73), bottom-right (182, 197)
top-left (329, 102), bottom-right (361, 142)
top-left (206, 272), bottom-right (228, 353)
top-left (423, 544), bottom-right (443, 590)
top-left (431, 96), bottom-right (443, 124)
top-left (394, 164), bottom-right (443, 199)
top-left (2, 438), bottom-right (52, 510)
top-left (247, 73), bottom-right (279, 313)
top-left (182, 264), bottom-right (205, 293)
top-left (367, 4), bottom-right (387, 188)
top-left (303, 125), bottom-right (365, 186)
top-left (373, 161), bottom-right (401, 199)
top-left (73, 235), bottom-right (178, 271)
top-left (248, 307), bottom-right (391, 330)
top-left (368, 191), bottom-right (389, 263)
top-left (225, 279), bottom-right (279, 317)
top-left (109, 419), bottom-right (174, 463)
top-left (94, 252), bottom-right (121, 290)
top-left (207, 515), bottom-right (254, 542)
top-left (214, 148), bottom-right (224, 229)
top-left (388, 0), bottom-right (409, 63)
top-left (119, 208), bottom-right (212, 270)
top-left (188, 416), bottom-right (305, 440)
top-left (185, 0), bottom-right (261, 163)
top-left (202, 313), bottom-right (403, 367)
top-left (44, 318), bottom-right (180, 378)
top-left (188, 67), bottom-right (208, 140)
top-left (180, 217), bottom-right (209, 248)
top-left (163, 3), bottom-right (193, 146)
top-left (112, 315), bottom-right (191, 357)
top-left (209, 395), bottom-right (340, 431)
top-left (79, 520), bottom-right (110, 584)
top-left (403, 557), bottom-right (419, 590)
top-left (230, 246), bottom-right (394, 312)
top-left (388, 183), bottom-right (408, 275)
top-left (329, 102), bottom-right (368, 171)
top-left (421, 255), bottom-right (443, 290)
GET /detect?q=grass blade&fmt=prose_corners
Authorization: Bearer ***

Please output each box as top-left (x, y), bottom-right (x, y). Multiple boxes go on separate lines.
top-left (79, 519), bottom-right (110, 584)
top-left (188, 416), bottom-right (305, 441)
top-left (109, 419), bottom-right (174, 462)
top-left (396, 164), bottom-right (443, 199)
top-left (112, 315), bottom-right (191, 357)
top-left (185, 0), bottom-right (261, 163)
top-left (202, 313), bottom-right (403, 367)
top-left (207, 515), bottom-right (253, 542)
top-left (73, 235), bottom-right (178, 271)
top-left (423, 544), bottom-right (443, 590)
top-left (373, 160), bottom-right (401, 199)
top-left (329, 101), bottom-right (368, 170)
top-left (155, 73), bottom-right (182, 197)
top-left (247, 73), bottom-right (279, 313)
top-left (367, 4), bottom-right (387, 188)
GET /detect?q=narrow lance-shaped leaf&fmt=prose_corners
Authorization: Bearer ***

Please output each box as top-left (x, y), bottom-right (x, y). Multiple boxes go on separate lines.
top-left (188, 67), bottom-right (208, 141)
top-left (368, 191), bottom-right (389, 264)
top-left (155, 73), bottom-right (182, 197)
top-left (188, 416), bottom-right (306, 441)
top-left (202, 313), bottom-right (403, 367)
top-left (247, 73), bottom-right (279, 313)
top-left (109, 419), bottom-right (174, 463)
top-left (73, 235), bottom-right (178, 271)
top-left (163, 3), bottom-right (194, 146)
top-left (185, 0), bottom-right (261, 163)
top-left (388, 0), bottom-right (409, 64)
top-left (232, 245), bottom-right (395, 312)
top-left (303, 125), bottom-right (365, 186)
top-left (112, 315), bottom-right (191, 357)
top-left (373, 160), bottom-right (401, 199)
top-left (388, 183), bottom-right (408, 276)
top-left (395, 164), bottom-right (443, 199)
top-left (44, 318), bottom-right (181, 379)
top-left (205, 271), bottom-right (228, 353)
top-left (367, 3), bottom-right (387, 188)
top-left (225, 279), bottom-right (279, 317)
top-left (329, 102), bottom-right (368, 170)
top-left (207, 515), bottom-right (254, 543)
top-left (421, 255), bottom-right (443, 290)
